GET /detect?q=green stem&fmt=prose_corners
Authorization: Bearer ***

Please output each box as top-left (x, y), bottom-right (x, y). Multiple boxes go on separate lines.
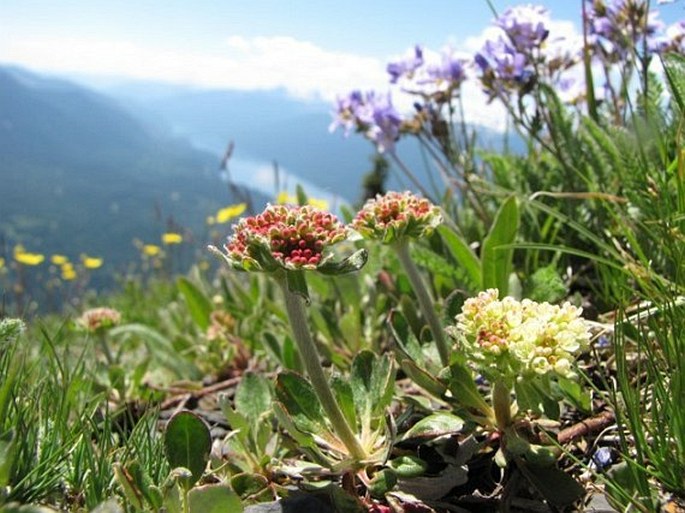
top-left (277, 276), bottom-right (367, 462)
top-left (97, 332), bottom-right (114, 366)
top-left (393, 241), bottom-right (450, 367)
top-left (493, 379), bottom-right (513, 431)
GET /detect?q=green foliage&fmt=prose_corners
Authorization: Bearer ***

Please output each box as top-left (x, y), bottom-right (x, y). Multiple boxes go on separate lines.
top-left (481, 195), bottom-right (519, 295)
top-left (164, 411), bottom-right (212, 488)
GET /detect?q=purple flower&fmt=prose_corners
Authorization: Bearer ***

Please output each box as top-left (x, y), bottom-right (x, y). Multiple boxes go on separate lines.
top-left (590, 447), bottom-right (614, 470)
top-left (329, 90), bottom-right (364, 136)
top-left (330, 90), bottom-right (403, 153)
top-left (387, 45), bottom-right (424, 84)
top-left (496, 4), bottom-right (550, 52)
top-left (475, 37), bottom-right (533, 99)
top-left (366, 92), bottom-right (403, 153)
top-left (586, 0), bottom-right (668, 59)
top-left (426, 50), bottom-right (467, 88)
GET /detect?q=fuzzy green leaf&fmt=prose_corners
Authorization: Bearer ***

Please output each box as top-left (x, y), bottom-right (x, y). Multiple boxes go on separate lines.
top-left (388, 455), bottom-right (428, 477)
top-left (164, 411), bottom-right (211, 488)
top-left (275, 371), bottom-right (329, 435)
top-left (188, 484), bottom-right (243, 513)
top-left (401, 412), bottom-right (464, 442)
top-left (235, 372), bottom-right (272, 422)
top-left (330, 375), bottom-right (358, 432)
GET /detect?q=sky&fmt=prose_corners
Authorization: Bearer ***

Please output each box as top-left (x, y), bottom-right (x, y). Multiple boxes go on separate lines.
top-left (2, 0), bottom-right (684, 126)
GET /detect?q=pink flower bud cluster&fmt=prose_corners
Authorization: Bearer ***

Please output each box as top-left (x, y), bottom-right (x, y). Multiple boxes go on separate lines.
top-left (352, 191), bottom-right (442, 243)
top-left (78, 307), bottom-right (122, 333)
top-left (225, 204), bottom-right (347, 271)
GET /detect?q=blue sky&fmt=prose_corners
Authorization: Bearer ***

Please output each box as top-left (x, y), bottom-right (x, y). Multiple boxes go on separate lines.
top-left (2, 0), bottom-right (684, 114)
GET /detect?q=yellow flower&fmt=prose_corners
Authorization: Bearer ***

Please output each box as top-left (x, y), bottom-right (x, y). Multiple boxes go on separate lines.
top-left (162, 232), bottom-right (183, 245)
top-left (143, 244), bottom-right (162, 257)
top-left (275, 191), bottom-right (328, 210)
top-left (0, 257), bottom-right (5, 269)
top-left (276, 191), bottom-right (297, 205)
top-left (308, 198), bottom-right (330, 211)
top-left (13, 244), bottom-right (25, 256)
top-left (15, 251), bottom-right (45, 266)
top-left (51, 254), bottom-right (69, 265)
top-left (81, 255), bottom-right (103, 269)
top-left (215, 203), bottom-right (247, 224)
top-left (206, 216), bottom-right (216, 225)
top-left (61, 264), bottom-right (77, 281)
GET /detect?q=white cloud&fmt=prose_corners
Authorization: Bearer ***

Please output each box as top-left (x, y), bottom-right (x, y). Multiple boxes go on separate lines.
top-left (0, 13), bottom-right (582, 133)
top-left (0, 34), bottom-right (386, 102)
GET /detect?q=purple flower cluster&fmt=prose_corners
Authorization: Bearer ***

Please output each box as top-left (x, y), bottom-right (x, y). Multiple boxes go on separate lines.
top-left (386, 45), bottom-right (468, 93)
top-left (475, 38), bottom-right (533, 100)
top-left (387, 45), bottom-right (424, 84)
top-left (586, 0), bottom-right (666, 60)
top-left (330, 90), bottom-right (403, 153)
top-left (496, 4), bottom-right (551, 52)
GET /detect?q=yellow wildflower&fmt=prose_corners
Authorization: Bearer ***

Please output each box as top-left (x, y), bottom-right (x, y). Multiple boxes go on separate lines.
top-left (51, 254), bottom-right (69, 265)
top-left (81, 255), bottom-right (104, 269)
top-left (15, 251), bottom-right (45, 266)
top-left (308, 198), bottom-right (330, 211)
top-left (61, 264), bottom-right (77, 281)
top-left (162, 232), bottom-right (183, 245)
top-left (215, 203), bottom-right (247, 224)
top-left (143, 244), bottom-right (162, 257)
top-left (0, 257), bottom-right (4, 269)
top-left (276, 191), bottom-right (297, 205)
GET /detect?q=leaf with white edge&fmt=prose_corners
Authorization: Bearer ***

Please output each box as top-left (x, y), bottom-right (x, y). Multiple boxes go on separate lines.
top-left (350, 351), bottom-right (394, 422)
top-left (275, 372), bottom-right (330, 436)
top-left (317, 249), bottom-right (369, 276)
top-left (389, 310), bottom-right (425, 366)
top-left (164, 411), bottom-right (211, 488)
top-left (401, 412), bottom-right (464, 442)
top-left (188, 484), bottom-right (243, 513)
top-left (330, 375), bottom-right (358, 432)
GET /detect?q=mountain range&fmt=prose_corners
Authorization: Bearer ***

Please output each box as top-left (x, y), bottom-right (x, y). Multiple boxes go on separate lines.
top-left (0, 64), bottom-right (514, 300)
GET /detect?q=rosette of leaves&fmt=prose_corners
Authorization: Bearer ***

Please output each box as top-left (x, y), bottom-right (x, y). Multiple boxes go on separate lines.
top-left (273, 350), bottom-right (395, 472)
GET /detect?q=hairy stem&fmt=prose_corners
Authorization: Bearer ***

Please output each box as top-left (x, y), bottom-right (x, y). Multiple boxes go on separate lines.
top-left (277, 276), bottom-right (367, 461)
top-left (393, 241), bottom-right (450, 366)
top-left (493, 379), bottom-right (513, 431)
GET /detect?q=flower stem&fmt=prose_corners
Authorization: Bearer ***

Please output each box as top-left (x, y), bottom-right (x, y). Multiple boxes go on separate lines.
top-left (393, 241), bottom-right (450, 367)
top-left (493, 379), bottom-right (513, 431)
top-left (277, 276), bottom-right (367, 462)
